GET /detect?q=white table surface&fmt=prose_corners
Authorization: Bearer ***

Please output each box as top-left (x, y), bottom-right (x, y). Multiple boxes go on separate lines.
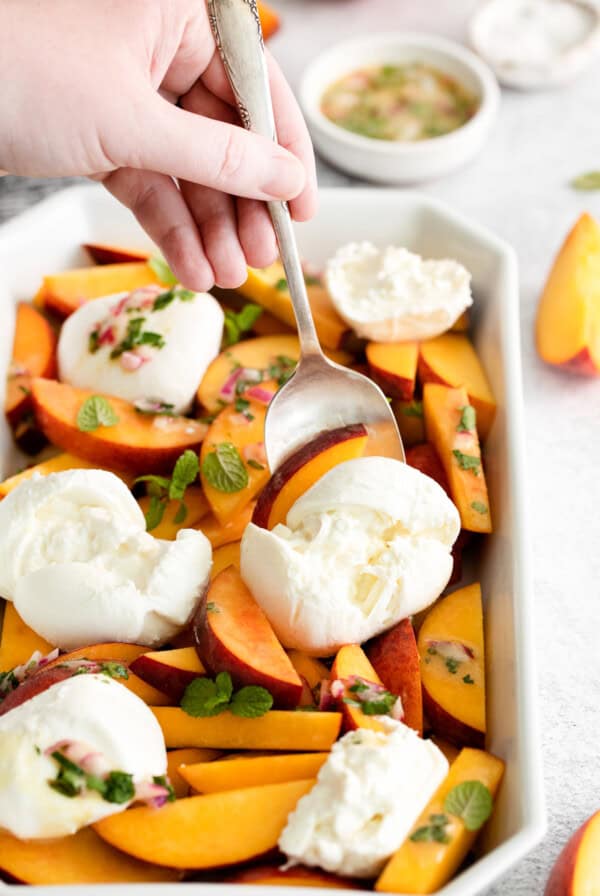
top-left (1, 2), bottom-right (600, 893)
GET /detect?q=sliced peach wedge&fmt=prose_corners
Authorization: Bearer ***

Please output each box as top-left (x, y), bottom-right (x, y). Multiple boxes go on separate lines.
top-left (366, 619), bottom-right (423, 736)
top-left (94, 779), bottom-right (316, 869)
top-left (418, 583), bottom-right (486, 749)
top-left (130, 647), bottom-right (206, 702)
top-left (83, 243), bottom-right (151, 265)
top-left (423, 383), bottom-right (491, 534)
top-left (0, 827), bottom-right (181, 885)
top-left (30, 378), bottom-right (206, 474)
top-left (0, 452), bottom-right (134, 498)
top-left (211, 541), bottom-right (241, 578)
top-left (37, 262), bottom-right (162, 319)
top-left (252, 423), bottom-right (368, 530)
top-left (366, 341), bottom-right (419, 401)
top-left (376, 748), bottom-right (504, 894)
top-left (193, 566), bottom-right (303, 708)
top-left (536, 213), bottom-right (600, 376)
top-left (195, 502), bottom-right (256, 550)
top-left (545, 810), bottom-right (600, 896)
top-left (392, 399), bottom-right (426, 448)
top-left (418, 332), bottom-right (496, 440)
top-left (180, 752), bottom-right (329, 794)
top-left (330, 644), bottom-right (390, 734)
top-left (167, 748), bottom-right (222, 799)
top-left (5, 303), bottom-right (57, 426)
top-left (0, 602), bottom-right (53, 671)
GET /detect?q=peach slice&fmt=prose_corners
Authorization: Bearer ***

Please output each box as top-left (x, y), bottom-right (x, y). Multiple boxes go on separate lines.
top-left (200, 390), bottom-right (270, 525)
top-left (167, 748), bottom-right (222, 798)
top-left (0, 827), bottom-right (180, 884)
top-left (239, 262), bottom-right (351, 351)
top-left (536, 213), bottom-right (600, 376)
top-left (391, 399), bottom-right (426, 448)
top-left (0, 453), bottom-right (133, 498)
top-left (94, 779), bottom-right (315, 868)
top-left (30, 378), bottom-right (206, 474)
top-left (83, 243), bottom-right (150, 264)
top-left (227, 864), bottom-right (360, 888)
top-left (376, 747), bottom-right (504, 894)
top-left (180, 752), bottom-right (329, 793)
top-left (418, 333), bottom-right (496, 440)
top-left (451, 310), bottom-right (470, 332)
top-left (418, 583), bottom-right (486, 748)
top-left (287, 650), bottom-right (330, 707)
top-left (545, 810), bottom-right (600, 896)
top-left (432, 737), bottom-right (460, 765)
top-left (330, 644), bottom-right (388, 733)
top-left (405, 442), bottom-right (450, 496)
top-left (137, 487), bottom-right (209, 540)
top-left (0, 602), bottom-right (53, 671)
top-left (257, 1), bottom-right (280, 38)
top-left (130, 647), bottom-right (205, 702)
top-left (196, 502), bottom-right (256, 549)
top-left (152, 706), bottom-right (342, 751)
top-left (252, 423), bottom-right (368, 529)
top-left (38, 262), bottom-right (161, 319)
top-left (211, 541), bottom-right (241, 578)
top-left (193, 566), bottom-right (303, 708)
top-left (423, 383), bottom-right (491, 534)
top-left (366, 619), bottom-right (423, 736)
top-left (366, 341), bottom-right (419, 401)
top-left (5, 303), bottom-right (57, 426)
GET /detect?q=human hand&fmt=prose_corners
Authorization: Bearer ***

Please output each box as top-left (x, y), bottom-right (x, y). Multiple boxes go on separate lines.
top-left (0, 0), bottom-right (317, 289)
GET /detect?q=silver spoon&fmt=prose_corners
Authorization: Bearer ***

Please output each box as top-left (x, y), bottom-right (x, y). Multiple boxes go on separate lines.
top-left (207, 0), bottom-right (404, 470)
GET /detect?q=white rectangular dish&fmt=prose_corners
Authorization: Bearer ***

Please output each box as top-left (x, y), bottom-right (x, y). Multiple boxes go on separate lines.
top-left (0, 184), bottom-right (545, 895)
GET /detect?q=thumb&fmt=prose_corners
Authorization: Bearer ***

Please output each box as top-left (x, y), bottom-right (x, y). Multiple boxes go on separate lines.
top-left (120, 92), bottom-right (306, 202)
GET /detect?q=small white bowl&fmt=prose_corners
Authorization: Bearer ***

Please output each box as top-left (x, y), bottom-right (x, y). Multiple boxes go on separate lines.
top-left (299, 32), bottom-right (500, 185)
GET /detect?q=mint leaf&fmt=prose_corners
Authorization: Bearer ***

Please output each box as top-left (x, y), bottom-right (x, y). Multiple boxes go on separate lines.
top-left (223, 304), bottom-right (263, 347)
top-left (444, 781), bottom-right (493, 831)
top-left (215, 671), bottom-right (233, 703)
top-left (76, 396), bottom-right (119, 432)
top-left (149, 256), bottom-right (178, 286)
top-left (230, 685), bottom-right (273, 718)
top-left (457, 405), bottom-right (476, 432)
top-left (402, 400), bottom-right (423, 418)
top-left (463, 674), bottom-right (475, 684)
top-left (144, 494), bottom-right (167, 531)
top-left (247, 458), bottom-right (265, 471)
top-left (173, 501), bottom-right (187, 525)
top-left (410, 813), bottom-right (451, 844)
top-left (169, 449), bottom-right (199, 500)
top-left (202, 442), bottom-right (249, 493)
top-left (49, 752), bottom-right (85, 798)
top-left (135, 474), bottom-right (170, 491)
top-left (153, 774), bottom-right (176, 802)
top-left (571, 171), bottom-right (600, 191)
top-left (99, 662), bottom-right (128, 680)
top-left (181, 677), bottom-right (229, 717)
top-left (103, 771), bottom-right (135, 804)
top-left (274, 278), bottom-right (288, 291)
top-left (452, 450), bottom-right (481, 475)
top-left (471, 501), bottom-right (488, 514)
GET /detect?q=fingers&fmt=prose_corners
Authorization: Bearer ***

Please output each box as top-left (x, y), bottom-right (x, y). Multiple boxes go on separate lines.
top-left (236, 199), bottom-right (278, 269)
top-left (120, 88), bottom-right (305, 203)
top-left (201, 49), bottom-right (318, 222)
top-left (101, 168), bottom-right (215, 291)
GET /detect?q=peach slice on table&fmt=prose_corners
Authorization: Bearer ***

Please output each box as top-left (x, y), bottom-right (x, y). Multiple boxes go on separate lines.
top-left (200, 388), bottom-right (271, 525)
top-left (137, 487), bottom-right (209, 539)
top-left (252, 423), bottom-right (368, 529)
top-left (195, 502), bottom-right (256, 549)
top-left (366, 341), bottom-right (419, 401)
top-left (193, 566), bottom-right (303, 708)
top-left (179, 752), bottom-right (329, 794)
top-left (545, 810), bottom-right (600, 896)
top-left (418, 583), bottom-right (486, 749)
top-left (130, 647), bottom-right (205, 702)
top-left (366, 618), bottom-right (423, 736)
top-left (211, 541), bottom-right (241, 578)
top-left (423, 383), bottom-right (491, 534)
top-left (330, 644), bottom-right (391, 734)
top-left (37, 262), bottom-right (162, 319)
top-left (376, 747), bottom-right (504, 894)
top-left (153, 706), bottom-right (341, 751)
top-left (0, 452), bottom-right (133, 498)
top-left (391, 399), bottom-right (426, 448)
top-left (0, 602), bottom-right (53, 671)
top-left (418, 332), bottom-right (496, 440)
top-left (536, 213), bottom-right (600, 377)
top-left (83, 243), bottom-right (151, 265)
top-left (94, 779), bottom-right (316, 868)
top-left (0, 827), bottom-right (181, 885)
top-left (30, 378), bottom-right (206, 474)
top-left (167, 748), bottom-right (222, 799)
top-left (239, 262), bottom-right (351, 351)
top-left (5, 303), bottom-right (57, 426)
top-left (227, 864), bottom-right (360, 888)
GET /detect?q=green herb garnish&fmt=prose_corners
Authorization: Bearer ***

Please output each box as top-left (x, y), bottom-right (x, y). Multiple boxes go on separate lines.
top-left (444, 781), bottom-right (493, 831)
top-left (247, 458), bottom-right (265, 471)
top-left (202, 442), bottom-right (249, 493)
top-left (402, 400), bottom-right (424, 418)
top-left (452, 450), bottom-right (481, 475)
top-left (76, 396), bottom-right (119, 432)
top-left (274, 278), bottom-right (288, 291)
top-left (109, 316), bottom-right (165, 359)
top-left (223, 304), bottom-right (263, 347)
top-left (457, 405), bottom-right (476, 432)
top-left (571, 171), bottom-right (600, 191)
top-left (181, 672), bottom-right (273, 719)
top-left (134, 449), bottom-right (199, 531)
top-left (102, 771), bottom-right (135, 804)
top-left (149, 256), bottom-right (178, 286)
top-left (463, 674), bottom-right (475, 685)
top-left (410, 813), bottom-right (451, 844)
top-left (471, 501), bottom-right (488, 515)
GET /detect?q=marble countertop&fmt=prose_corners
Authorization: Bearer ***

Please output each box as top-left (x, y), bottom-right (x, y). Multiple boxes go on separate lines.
top-left (2, 2), bottom-right (600, 893)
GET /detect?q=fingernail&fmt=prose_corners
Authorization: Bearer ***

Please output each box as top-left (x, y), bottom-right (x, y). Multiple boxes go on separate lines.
top-left (262, 151), bottom-right (305, 199)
